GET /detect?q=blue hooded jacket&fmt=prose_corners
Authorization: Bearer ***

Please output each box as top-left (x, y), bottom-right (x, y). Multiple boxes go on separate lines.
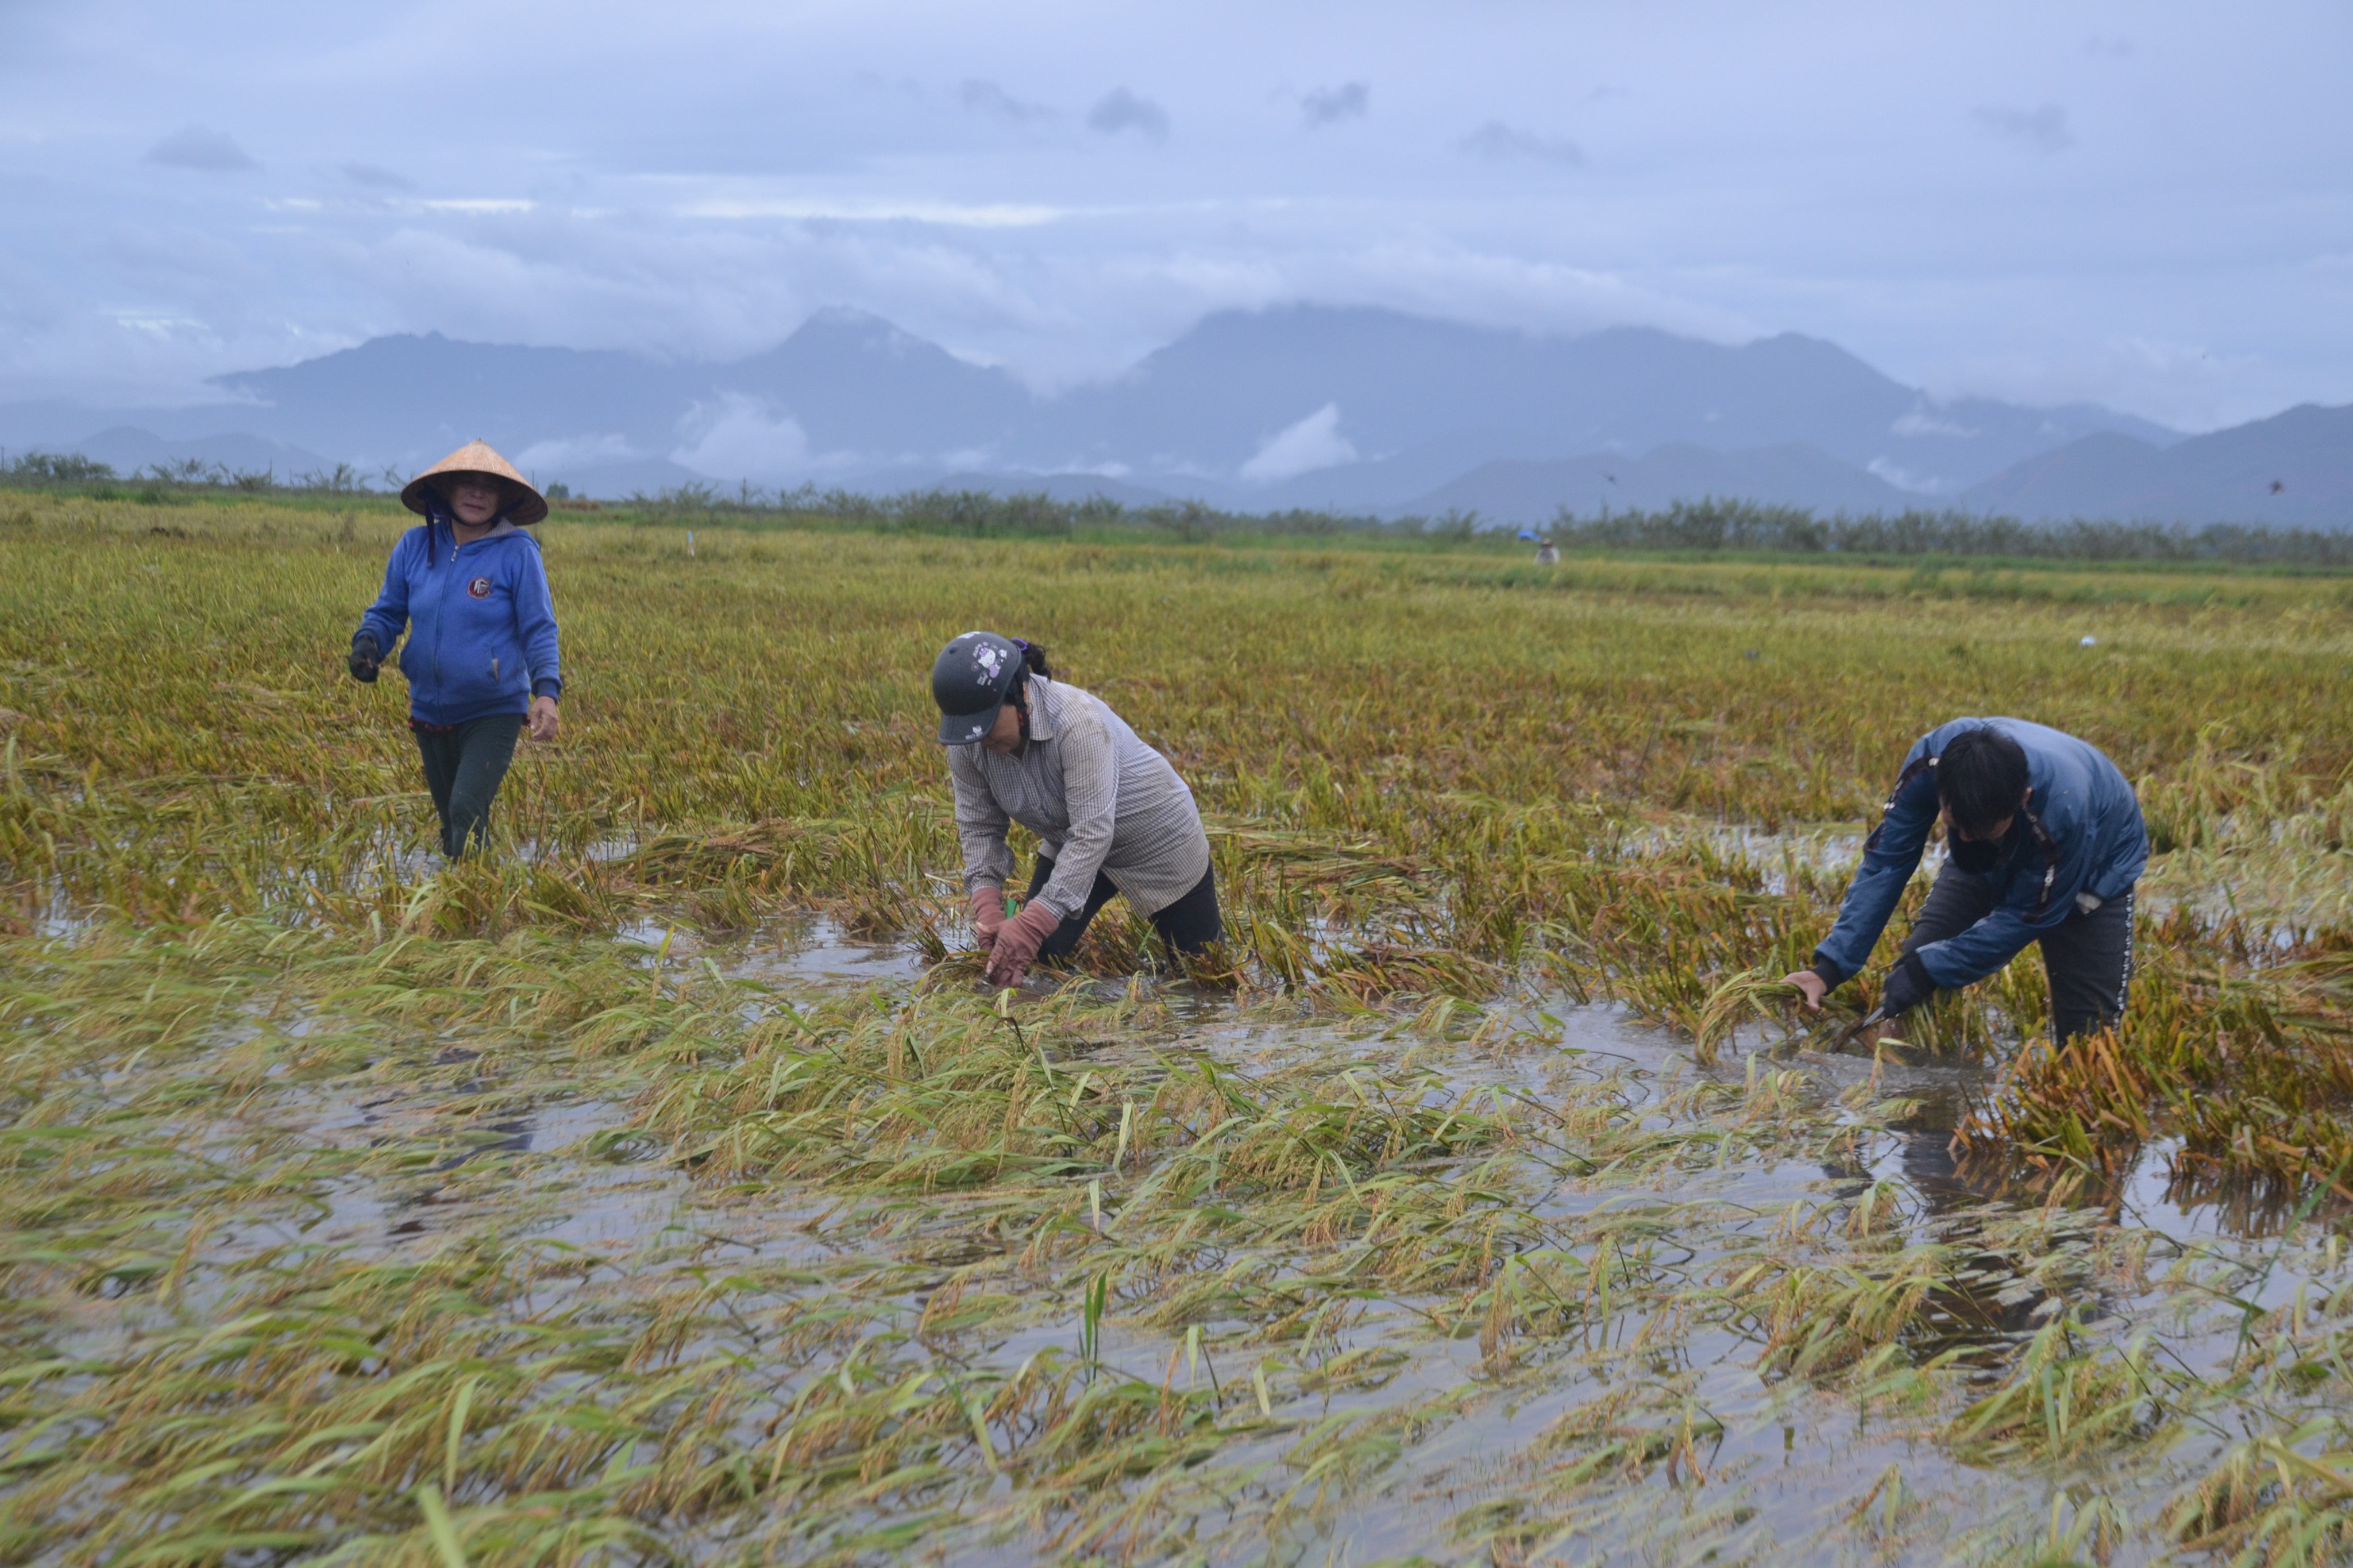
top-left (1811, 717), bottom-right (2148, 991)
top-left (356, 515), bottom-right (561, 726)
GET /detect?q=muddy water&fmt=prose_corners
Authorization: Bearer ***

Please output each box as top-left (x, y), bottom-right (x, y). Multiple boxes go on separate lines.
top-left (623, 929), bottom-right (2347, 1557)
top-left (60, 914), bottom-right (2340, 1565)
top-left (704, 926), bottom-right (2333, 1561)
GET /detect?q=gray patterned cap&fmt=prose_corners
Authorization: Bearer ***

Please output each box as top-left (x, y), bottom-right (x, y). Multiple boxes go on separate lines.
top-left (931, 630), bottom-right (1024, 744)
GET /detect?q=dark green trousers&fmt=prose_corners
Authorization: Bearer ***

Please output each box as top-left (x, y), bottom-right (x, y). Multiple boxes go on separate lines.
top-left (412, 714), bottom-right (523, 859)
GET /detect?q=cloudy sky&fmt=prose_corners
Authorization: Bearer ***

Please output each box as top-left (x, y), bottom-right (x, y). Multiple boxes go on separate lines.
top-left (2, 0), bottom-right (2348, 428)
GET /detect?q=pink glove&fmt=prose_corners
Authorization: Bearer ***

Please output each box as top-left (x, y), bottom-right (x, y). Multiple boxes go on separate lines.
top-left (985, 901), bottom-right (1065, 987)
top-left (970, 886), bottom-right (1008, 951)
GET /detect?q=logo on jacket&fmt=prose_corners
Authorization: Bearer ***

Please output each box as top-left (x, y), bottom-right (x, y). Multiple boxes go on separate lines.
top-left (467, 576), bottom-right (493, 598)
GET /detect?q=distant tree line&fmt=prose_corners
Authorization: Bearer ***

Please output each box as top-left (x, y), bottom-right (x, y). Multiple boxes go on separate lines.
top-left (673, 482), bottom-right (1372, 545)
top-left (616, 484), bottom-right (2353, 566)
top-left (6, 451), bottom-right (2348, 565)
top-left (1, 449), bottom-right (384, 496)
top-left (1542, 498), bottom-right (2353, 565)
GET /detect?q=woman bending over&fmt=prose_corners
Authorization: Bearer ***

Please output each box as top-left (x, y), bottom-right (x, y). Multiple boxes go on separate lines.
top-left (931, 631), bottom-right (1219, 986)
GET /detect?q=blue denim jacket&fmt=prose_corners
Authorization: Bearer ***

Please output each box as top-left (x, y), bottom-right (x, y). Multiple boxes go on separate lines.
top-left (356, 516), bottom-right (561, 725)
top-left (1811, 717), bottom-right (2147, 990)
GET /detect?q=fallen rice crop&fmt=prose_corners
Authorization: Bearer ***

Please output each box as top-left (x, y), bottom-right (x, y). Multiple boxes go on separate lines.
top-left (4, 491), bottom-right (2353, 1565)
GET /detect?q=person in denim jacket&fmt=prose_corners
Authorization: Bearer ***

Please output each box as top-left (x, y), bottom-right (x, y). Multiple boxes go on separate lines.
top-left (1785, 719), bottom-right (2147, 1045)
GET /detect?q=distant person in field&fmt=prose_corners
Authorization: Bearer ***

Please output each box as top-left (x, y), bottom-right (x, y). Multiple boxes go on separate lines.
top-left (1534, 537), bottom-right (1560, 565)
top-left (346, 441), bottom-right (561, 860)
top-left (1784, 720), bottom-right (2148, 1046)
top-left (932, 631), bottom-right (1219, 987)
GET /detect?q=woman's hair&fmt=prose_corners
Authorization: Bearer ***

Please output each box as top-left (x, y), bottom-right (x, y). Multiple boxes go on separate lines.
top-left (1936, 724), bottom-right (2030, 836)
top-left (1001, 638), bottom-right (1051, 724)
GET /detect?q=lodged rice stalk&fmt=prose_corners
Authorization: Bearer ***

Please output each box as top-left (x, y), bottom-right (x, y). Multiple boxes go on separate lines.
top-left (1688, 966), bottom-right (1805, 1063)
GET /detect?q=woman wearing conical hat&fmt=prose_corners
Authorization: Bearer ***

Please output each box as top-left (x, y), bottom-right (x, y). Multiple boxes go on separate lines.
top-left (346, 440), bottom-right (562, 860)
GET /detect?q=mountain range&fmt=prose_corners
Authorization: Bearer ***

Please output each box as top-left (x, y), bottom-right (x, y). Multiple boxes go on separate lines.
top-left (3, 306), bottom-right (2347, 526)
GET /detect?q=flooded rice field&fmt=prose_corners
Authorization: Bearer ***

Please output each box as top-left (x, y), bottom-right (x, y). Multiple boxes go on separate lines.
top-left (8, 911), bottom-right (2347, 1567)
top-left (9, 509), bottom-right (2353, 1563)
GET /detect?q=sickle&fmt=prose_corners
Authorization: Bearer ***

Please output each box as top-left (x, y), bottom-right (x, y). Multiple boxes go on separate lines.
top-left (1831, 1005), bottom-right (1888, 1052)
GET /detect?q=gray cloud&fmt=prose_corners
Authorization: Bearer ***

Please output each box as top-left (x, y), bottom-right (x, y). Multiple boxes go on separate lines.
top-left (338, 161), bottom-right (412, 190)
top-left (1459, 121), bottom-right (1583, 167)
top-left (959, 79), bottom-right (1055, 128)
top-left (1, 0), bottom-right (2347, 431)
top-left (1301, 81), bottom-right (1368, 127)
top-left (1974, 103), bottom-right (2074, 153)
top-left (145, 125), bottom-right (257, 171)
top-left (1086, 88), bottom-right (1170, 140)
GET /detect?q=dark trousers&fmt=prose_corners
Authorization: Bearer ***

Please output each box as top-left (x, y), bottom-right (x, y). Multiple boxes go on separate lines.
top-left (412, 714), bottom-right (523, 859)
top-left (1899, 862), bottom-right (2135, 1044)
top-left (1027, 855), bottom-right (1222, 961)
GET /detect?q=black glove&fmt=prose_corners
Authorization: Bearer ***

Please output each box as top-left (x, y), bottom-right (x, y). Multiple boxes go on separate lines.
top-left (1878, 951), bottom-right (1937, 1017)
top-left (347, 634), bottom-right (381, 683)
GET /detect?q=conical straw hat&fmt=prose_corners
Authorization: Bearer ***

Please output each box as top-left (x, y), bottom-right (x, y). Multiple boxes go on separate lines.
top-left (400, 439), bottom-right (549, 526)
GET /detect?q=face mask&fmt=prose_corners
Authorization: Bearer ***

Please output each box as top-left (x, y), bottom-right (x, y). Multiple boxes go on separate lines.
top-left (1948, 834), bottom-right (2005, 874)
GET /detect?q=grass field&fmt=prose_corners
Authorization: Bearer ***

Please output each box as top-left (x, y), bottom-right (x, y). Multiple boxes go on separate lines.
top-left (5, 490), bottom-right (2353, 1566)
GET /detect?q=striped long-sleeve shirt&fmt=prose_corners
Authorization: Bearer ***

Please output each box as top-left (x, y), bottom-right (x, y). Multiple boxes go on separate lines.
top-left (946, 676), bottom-right (1211, 920)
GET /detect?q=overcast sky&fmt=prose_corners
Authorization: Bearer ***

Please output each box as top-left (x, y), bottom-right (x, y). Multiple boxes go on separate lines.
top-left (2, 0), bottom-right (2348, 429)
